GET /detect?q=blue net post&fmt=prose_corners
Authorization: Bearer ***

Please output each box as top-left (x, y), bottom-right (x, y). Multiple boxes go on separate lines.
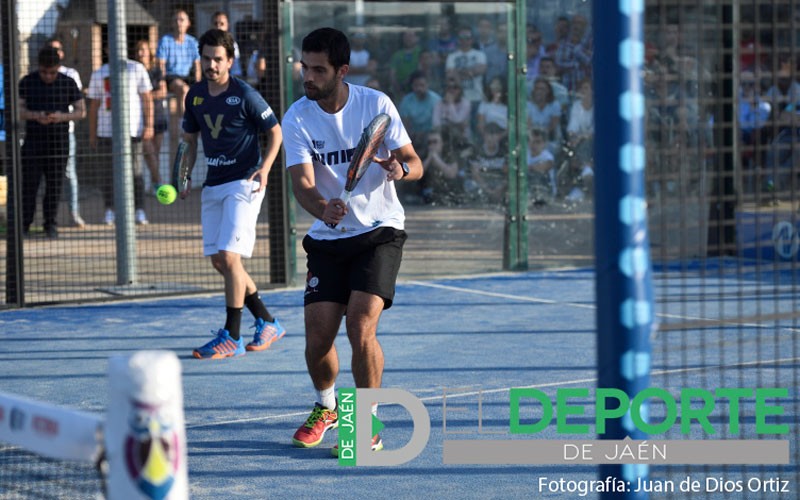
top-left (593, 1), bottom-right (654, 498)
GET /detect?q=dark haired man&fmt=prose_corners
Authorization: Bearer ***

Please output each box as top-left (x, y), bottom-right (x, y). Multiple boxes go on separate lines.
top-left (282, 27), bottom-right (423, 454)
top-left (180, 29), bottom-right (285, 359)
top-left (18, 46), bottom-right (85, 238)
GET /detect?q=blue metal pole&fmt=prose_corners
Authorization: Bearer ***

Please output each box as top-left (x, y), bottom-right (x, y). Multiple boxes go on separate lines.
top-left (593, 1), bottom-right (654, 498)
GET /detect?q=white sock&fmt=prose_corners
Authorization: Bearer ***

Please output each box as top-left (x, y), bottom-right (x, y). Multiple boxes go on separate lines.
top-left (317, 385), bottom-right (336, 410)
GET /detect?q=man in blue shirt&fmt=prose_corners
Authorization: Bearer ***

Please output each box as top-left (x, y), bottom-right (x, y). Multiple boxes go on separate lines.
top-left (180, 29), bottom-right (285, 359)
top-left (156, 9), bottom-right (200, 119)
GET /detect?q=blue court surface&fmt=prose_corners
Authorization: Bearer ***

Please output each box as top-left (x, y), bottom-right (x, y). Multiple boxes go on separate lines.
top-left (0, 266), bottom-right (797, 499)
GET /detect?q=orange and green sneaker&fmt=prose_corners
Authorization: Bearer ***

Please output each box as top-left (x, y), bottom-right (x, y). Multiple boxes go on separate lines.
top-left (292, 403), bottom-right (338, 448)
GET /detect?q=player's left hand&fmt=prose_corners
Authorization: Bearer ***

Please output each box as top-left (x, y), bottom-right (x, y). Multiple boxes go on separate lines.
top-left (374, 153), bottom-right (404, 181)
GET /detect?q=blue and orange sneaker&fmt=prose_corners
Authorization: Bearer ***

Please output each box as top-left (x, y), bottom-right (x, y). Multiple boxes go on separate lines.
top-left (245, 318), bottom-right (286, 352)
top-left (292, 403), bottom-right (338, 448)
top-left (331, 434), bottom-right (383, 457)
top-left (192, 329), bottom-right (245, 359)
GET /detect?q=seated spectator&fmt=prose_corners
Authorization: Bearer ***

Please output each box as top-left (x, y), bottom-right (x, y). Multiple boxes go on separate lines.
top-left (469, 122), bottom-right (507, 205)
top-left (476, 76), bottom-right (508, 143)
top-left (399, 71), bottom-right (441, 147)
top-left (528, 128), bottom-right (555, 206)
top-left (417, 49), bottom-right (444, 95)
top-left (526, 77), bottom-right (562, 153)
top-left (433, 76), bottom-right (472, 153)
top-left (539, 56), bottom-right (570, 111)
top-left (420, 130), bottom-right (464, 205)
top-left (561, 78), bottom-right (594, 202)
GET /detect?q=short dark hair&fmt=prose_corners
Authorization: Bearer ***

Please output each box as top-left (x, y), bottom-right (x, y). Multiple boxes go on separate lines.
top-left (38, 46), bottom-right (61, 68)
top-left (198, 29), bottom-right (236, 60)
top-left (408, 70), bottom-right (426, 86)
top-left (302, 27), bottom-right (350, 69)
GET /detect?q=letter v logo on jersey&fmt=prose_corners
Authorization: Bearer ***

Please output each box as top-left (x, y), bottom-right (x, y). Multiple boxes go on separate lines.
top-left (203, 114), bottom-right (224, 139)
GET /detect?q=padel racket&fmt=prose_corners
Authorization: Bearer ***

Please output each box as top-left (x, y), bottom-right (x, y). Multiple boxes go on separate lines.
top-left (171, 141), bottom-right (190, 193)
top-left (340, 113), bottom-right (392, 203)
top-left (326, 113), bottom-right (392, 228)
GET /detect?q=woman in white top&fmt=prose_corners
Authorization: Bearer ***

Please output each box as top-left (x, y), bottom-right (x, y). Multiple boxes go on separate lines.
top-left (526, 77), bottom-right (562, 153)
top-left (476, 76), bottom-right (508, 142)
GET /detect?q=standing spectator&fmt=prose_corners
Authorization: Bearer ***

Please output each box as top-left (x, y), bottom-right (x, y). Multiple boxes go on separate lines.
top-left (282, 28), bottom-right (423, 452)
top-left (18, 46), bottom-right (85, 238)
top-left (389, 30), bottom-right (423, 99)
top-left (244, 31), bottom-right (270, 96)
top-left (482, 21), bottom-right (508, 87)
top-left (554, 13), bottom-right (593, 91)
top-left (46, 37), bottom-right (85, 228)
top-left (156, 9), bottom-right (200, 119)
top-left (433, 76), bottom-right (472, 152)
top-left (524, 27), bottom-right (546, 93)
top-left (135, 39), bottom-right (166, 191)
top-left (427, 17), bottom-right (458, 67)
top-left (211, 11), bottom-right (243, 77)
top-left (399, 71), bottom-right (441, 147)
top-left (345, 31), bottom-right (376, 86)
top-left (546, 15), bottom-right (570, 56)
top-left (445, 25), bottom-right (487, 120)
top-left (181, 29), bottom-right (285, 359)
top-left (475, 17), bottom-right (496, 51)
top-left (739, 70), bottom-right (771, 192)
top-left (526, 77), bottom-right (563, 153)
top-left (87, 53), bottom-right (153, 226)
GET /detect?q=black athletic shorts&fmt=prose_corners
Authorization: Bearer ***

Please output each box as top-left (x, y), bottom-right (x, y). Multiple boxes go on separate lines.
top-left (302, 226), bottom-right (407, 309)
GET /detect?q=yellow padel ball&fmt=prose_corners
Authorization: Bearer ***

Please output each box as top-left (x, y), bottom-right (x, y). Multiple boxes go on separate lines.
top-left (156, 184), bottom-right (178, 205)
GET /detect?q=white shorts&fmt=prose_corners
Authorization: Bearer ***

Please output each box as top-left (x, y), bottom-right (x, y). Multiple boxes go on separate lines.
top-left (201, 179), bottom-right (265, 258)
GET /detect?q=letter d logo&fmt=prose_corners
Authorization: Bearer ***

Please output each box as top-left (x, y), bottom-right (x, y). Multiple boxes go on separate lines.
top-left (350, 389), bottom-right (430, 466)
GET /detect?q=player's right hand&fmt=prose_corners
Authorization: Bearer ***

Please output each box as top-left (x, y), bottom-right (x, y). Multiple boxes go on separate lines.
top-left (324, 198), bottom-right (347, 226)
top-left (179, 179), bottom-right (192, 200)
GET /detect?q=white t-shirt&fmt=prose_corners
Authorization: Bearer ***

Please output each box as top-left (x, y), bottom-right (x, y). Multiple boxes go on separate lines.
top-left (283, 85), bottom-right (411, 240)
top-left (346, 49), bottom-right (371, 86)
top-left (87, 60), bottom-right (152, 138)
top-left (445, 49), bottom-right (487, 103)
top-left (567, 101), bottom-right (594, 137)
